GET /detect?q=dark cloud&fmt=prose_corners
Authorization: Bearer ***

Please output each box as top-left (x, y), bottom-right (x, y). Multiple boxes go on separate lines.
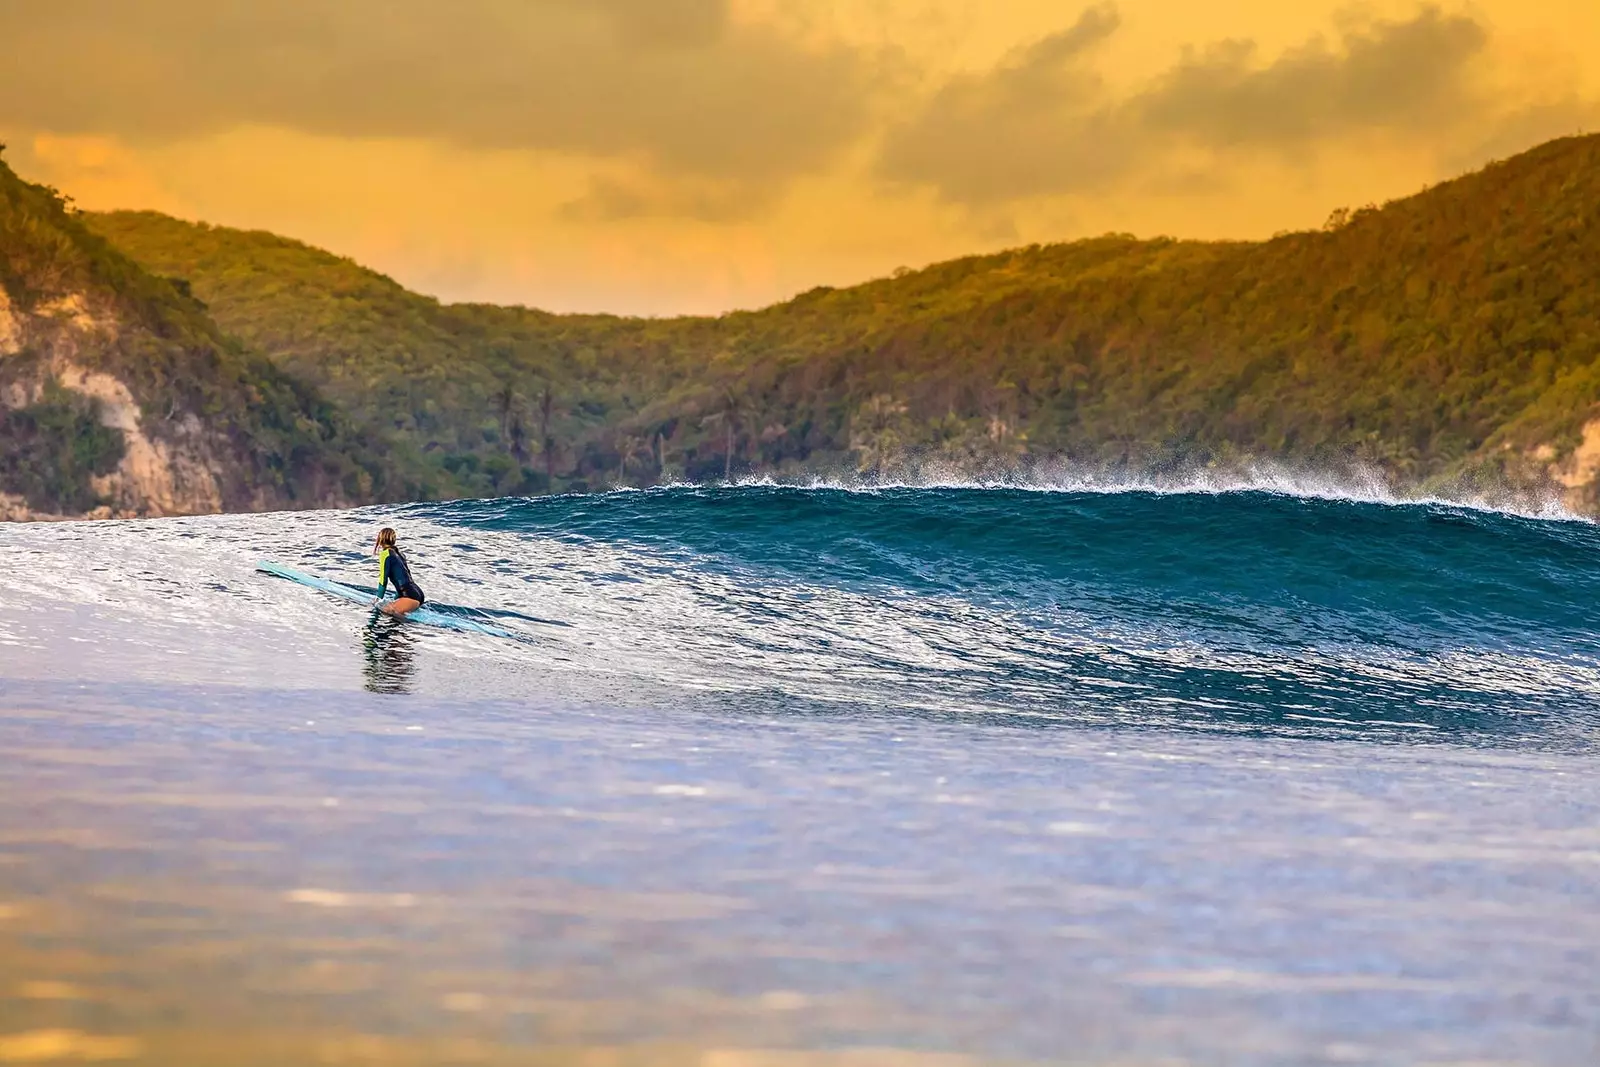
top-left (880, 4), bottom-right (1518, 204)
top-left (877, 5), bottom-right (1129, 203)
top-left (586, 0), bottom-right (728, 47)
top-left (0, 0), bottom-right (876, 183)
top-left (1141, 8), bottom-right (1486, 145)
top-left (558, 173), bottom-right (772, 224)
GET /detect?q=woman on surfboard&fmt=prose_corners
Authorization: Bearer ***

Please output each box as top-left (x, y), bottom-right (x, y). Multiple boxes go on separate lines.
top-left (374, 527), bottom-right (425, 617)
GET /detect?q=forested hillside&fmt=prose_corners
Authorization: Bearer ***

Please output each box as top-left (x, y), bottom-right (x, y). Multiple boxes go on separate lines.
top-left (86, 134), bottom-right (1600, 507)
top-left (0, 149), bottom-right (419, 518)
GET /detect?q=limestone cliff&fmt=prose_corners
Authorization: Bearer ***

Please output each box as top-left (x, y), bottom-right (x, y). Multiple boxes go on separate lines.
top-left (1542, 420), bottom-right (1600, 513)
top-left (1, 152), bottom-right (408, 520)
top-left (1, 287), bottom-right (224, 518)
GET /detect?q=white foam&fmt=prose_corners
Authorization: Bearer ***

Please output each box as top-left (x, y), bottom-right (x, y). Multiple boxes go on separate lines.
top-left (638, 457), bottom-right (1586, 524)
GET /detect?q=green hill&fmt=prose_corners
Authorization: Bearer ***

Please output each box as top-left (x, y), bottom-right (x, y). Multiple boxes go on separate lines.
top-left (85, 134), bottom-right (1600, 507)
top-left (0, 149), bottom-right (425, 518)
top-left (80, 211), bottom-right (698, 496)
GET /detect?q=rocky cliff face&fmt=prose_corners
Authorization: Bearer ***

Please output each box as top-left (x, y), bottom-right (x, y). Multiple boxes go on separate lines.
top-left (0, 287), bottom-right (226, 519)
top-left (1, 153), bottom-right (404, 521)
top-left (1536, 421), bottom-right (1600, 513)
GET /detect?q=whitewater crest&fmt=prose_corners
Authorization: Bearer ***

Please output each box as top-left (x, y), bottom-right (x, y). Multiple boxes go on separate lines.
top-left (689, 455), bottom-right (1583, 523)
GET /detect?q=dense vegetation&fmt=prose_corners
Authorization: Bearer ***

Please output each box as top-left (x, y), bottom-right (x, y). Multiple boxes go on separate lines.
top-left (0, 382), bottom-right (125, 513)
top-left (78, 212), bottom-right (706, 496)
top-left (85, 133), bottom-right (1600, 505)
top-left (0, 149), bottom-right (422, 513)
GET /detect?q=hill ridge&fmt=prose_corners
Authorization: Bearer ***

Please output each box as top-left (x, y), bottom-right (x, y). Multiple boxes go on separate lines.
top-left (63, 132), bottom-right (1600, 511)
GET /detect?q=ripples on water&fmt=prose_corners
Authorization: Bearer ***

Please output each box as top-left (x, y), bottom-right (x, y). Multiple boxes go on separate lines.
top-left (2, 485), bottom-right (1599, 1065)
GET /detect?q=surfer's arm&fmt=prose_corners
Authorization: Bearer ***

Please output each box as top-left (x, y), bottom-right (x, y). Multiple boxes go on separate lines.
top-left (377, 553), bottom-right (393, 599)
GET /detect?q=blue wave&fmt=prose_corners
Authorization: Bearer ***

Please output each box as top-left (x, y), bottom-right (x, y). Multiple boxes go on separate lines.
top-left (383, 485), bottom-right (1600, 745)
top-left (7, 482), bottom-right (1598, 746)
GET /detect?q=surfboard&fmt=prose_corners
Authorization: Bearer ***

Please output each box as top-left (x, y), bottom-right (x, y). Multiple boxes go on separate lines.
top-left (256, 561), bottom-right (517, 638)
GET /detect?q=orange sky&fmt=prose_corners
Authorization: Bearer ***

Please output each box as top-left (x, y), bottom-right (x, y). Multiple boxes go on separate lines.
top-left (3, 1), bottom-right (1598, 315)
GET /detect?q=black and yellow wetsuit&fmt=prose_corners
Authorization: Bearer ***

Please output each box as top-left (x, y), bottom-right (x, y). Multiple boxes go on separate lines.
top-left (378, 547), bottom-right (426, 604)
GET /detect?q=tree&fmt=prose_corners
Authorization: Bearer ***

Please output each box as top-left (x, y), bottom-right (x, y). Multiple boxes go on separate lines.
top-left (616, 433), bottom-right (645, 485)
top-left (850, 394), bottom-right (909, 478)
top-left (699, 389), bottom-right (748, 482)
top-left (538, 383), bottom-right (556, 491)
top-left (498, 381), bottom-right (528, 463)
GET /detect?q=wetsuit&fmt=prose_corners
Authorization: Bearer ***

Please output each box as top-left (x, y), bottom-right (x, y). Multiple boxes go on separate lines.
top-left (378, 547), bottom-right (425, 605)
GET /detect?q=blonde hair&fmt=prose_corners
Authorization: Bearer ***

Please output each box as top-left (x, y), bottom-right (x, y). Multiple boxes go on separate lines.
top-left (376, 527), bottom-right (397, 551)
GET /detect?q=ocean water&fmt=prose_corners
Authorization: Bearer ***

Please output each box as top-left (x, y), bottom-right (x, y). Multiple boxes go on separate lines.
top-left (2, 483), bottom-right (1599, 1066)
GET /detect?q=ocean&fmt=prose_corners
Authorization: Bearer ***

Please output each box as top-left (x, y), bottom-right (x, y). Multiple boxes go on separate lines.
top-left (2, 482), bottom-right (1598, 1065)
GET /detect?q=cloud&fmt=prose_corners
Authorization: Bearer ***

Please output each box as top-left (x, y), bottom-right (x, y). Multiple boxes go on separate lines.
top-left (0, 0), bottom-right (878, 186)
top-left (558, 172), bottom-right (773, 224)
top-left (879, 4), bottom-right (1523, 204)
top-left (877, 5), bottom-right (1131, 203)
top-left (1140, 7), bottom-right (1487, 146)
top-left (586, 0), bottom-right (727, 47)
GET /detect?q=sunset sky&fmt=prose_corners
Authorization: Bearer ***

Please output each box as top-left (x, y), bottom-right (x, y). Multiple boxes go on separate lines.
top-left (3, 1), bottom-right (1598, 315)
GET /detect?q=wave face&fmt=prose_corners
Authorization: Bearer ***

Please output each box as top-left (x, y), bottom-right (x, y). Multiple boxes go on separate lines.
top-left (388, 484), bottom-right (1590, 739)
top-left (510, 485), bottom-right (1600, 743)
top-left (7, 484), bottom-right (1600, 744)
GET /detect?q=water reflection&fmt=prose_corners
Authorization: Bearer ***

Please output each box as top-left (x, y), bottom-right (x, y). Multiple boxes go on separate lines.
top-left (362, 615), bottom-right (417, 693)
top-left (4, 679), bottom-right (1599, 1066)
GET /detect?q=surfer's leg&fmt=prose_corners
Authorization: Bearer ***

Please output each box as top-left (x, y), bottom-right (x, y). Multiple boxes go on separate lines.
top-left (382, 597), bottom-right (422, 617)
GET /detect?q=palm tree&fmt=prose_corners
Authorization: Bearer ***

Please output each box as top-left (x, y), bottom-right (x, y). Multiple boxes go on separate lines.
top-left (538, 384), bottom-right (557, 491)
top-left (700, 390), bottom-right (747, 482)
top-left (616, 434), bottom-right (644, 485)
top-left (850, 394), bottom-right (908, 478)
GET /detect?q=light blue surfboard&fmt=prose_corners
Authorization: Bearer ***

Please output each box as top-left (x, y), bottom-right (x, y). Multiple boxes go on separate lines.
top-left (256, 561), bottom-right (517, 638)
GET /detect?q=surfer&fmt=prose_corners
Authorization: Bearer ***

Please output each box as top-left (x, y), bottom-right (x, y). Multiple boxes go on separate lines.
top-left (373, 527), bottom-right (425, 617)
